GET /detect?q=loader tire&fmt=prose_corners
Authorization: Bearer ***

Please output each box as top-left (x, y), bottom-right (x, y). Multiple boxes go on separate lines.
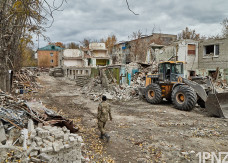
top-left (172, 85), bottom-right (197, 111)
top-left (145, 83), bottom-right (162, 104)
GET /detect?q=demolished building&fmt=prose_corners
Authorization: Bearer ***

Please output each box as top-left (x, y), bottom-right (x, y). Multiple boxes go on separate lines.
top-left (87, 43), bottom-right (112, 67)
top-left (111, 33), bottom-right (177, 65)
top-left (59, 49), bottom-right (91, 79)
top-left (198, 37), bottom-right (228, 82)
top-left (152, 39), bottom-right (199, 79)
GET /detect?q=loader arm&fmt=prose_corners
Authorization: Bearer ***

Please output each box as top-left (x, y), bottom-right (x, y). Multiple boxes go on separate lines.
top-left (182, 78), bottom-right (208, 102)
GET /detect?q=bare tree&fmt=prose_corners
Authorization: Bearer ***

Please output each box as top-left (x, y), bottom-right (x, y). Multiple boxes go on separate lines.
top-left (177, 27), bottom-right (200, 40)
top-left (221, 18), bottom-right (228, 38)
top-left (125, 0), bottom-right (139, 15)
top-left (129, 30), bottom-right (144, 62)
top-left (0, 0), bottom-right (65, 91)
top-left (104, 35), bottom-right (117, 54)
top-left (66, 42), bottom-right (79, 49)
top-left (80, 38), bottom-right (91, 48)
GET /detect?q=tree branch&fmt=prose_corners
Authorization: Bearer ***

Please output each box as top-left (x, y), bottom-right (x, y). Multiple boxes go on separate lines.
top-left (125, 0), bottom-right (139, 15)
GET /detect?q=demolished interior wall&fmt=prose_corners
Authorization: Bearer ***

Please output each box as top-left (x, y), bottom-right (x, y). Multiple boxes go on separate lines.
top-left (154, 45), bottom-right (176, 63)
top-left (176, 40), bottom-right (199, 78)
top-left (128, 34), bottom-right (177, 63)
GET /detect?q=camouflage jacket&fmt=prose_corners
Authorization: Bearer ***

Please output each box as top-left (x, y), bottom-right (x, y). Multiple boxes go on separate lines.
top-left (97, 101), bottom-right (112, 122)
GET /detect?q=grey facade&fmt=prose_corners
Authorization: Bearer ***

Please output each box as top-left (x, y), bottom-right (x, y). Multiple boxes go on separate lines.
top-left (198, 38), bottom-right (228, 81)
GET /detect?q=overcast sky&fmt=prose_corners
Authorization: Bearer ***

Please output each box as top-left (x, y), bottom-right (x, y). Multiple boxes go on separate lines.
top-left (35, 0), bottom-right (228, 48)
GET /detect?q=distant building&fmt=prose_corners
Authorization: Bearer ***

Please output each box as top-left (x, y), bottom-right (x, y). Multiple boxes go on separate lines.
top-left (37, 45), bottom-right (63, 68)
top-left (59, 49), bottom-right (91, 79)
top-left (59, 49), bottom-right (85, 68)
top-left (87, 43), bottom-right (112, 66)
top-left (152, 39), bottom-right (199, 78)
top-left (198, 38), bottom-right (228, 81)
top-left (111, 33), bottom-right (177, 64)
top-left (62, 43), bottom-right (112, 80)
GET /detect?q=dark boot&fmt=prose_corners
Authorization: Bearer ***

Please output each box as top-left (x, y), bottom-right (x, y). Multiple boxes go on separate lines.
top-left (99, 133), bottom-right (104, 139)
top-left (104, 133), bottom-right (110, 142)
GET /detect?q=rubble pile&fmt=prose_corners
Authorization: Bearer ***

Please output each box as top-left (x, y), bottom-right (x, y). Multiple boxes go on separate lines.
top-left (192, 76), bottom-right (228, 93)
top-left (138, 64), bottom-right (153, 74)
top-left (213, 79), bottom-right (228, 92)
top-left (13, 68), bottom-right (39, 94)
top-left (39, 67), bottom-right (50, 72)
top-left (0, 90), bottom-right (82, 162)
top-left (49, 67), bottom-right (64, 77)
top-left (81, 76), bottom-right (142, 101)
top-left (131, 72), bottom-right (146, 87)
top-left (0, 90), bottom-right (77, 131)
top-left (0, 122), bottom-right (83, 162)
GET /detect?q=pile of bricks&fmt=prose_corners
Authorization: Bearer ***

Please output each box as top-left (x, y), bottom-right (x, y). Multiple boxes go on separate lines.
top-left (0, 120), bottom-right (84, 163)
top-left (26, 123), bottom-right (83, 162)
top-left (75, 76), bottom-right (91, 87)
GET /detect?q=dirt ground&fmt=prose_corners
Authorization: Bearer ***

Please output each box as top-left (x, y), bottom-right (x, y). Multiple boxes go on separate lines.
top-left (34, 73), bottom-right (228, 163)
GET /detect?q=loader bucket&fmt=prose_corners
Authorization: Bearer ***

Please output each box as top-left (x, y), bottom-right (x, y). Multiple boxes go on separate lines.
top-left (205, 92), bottom-right (228, 118)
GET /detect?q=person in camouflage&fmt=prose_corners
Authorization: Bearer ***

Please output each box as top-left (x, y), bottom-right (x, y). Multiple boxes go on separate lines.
top-left (97, 95), bottom-right (112, 140)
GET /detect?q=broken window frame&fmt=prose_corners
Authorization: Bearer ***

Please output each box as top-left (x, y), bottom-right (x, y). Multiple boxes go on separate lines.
top-left (203, 44), bottom-right (219, 57)
top-left (215, 45), bottom-right (219, 56)
top-left (187, 44), bottom-right (196, 55)
top-left (189, 70), bottom-right (196, 77)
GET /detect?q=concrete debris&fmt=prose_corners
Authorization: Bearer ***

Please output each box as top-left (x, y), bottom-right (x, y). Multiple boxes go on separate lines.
top-left (81, 79), bottom-right (139, 101)
top-left (213, 79), bottom-right (228, 92)
top-left (49, 67), bottom-right (64, 77)
top-left (0, 120), bottom-right (7, 144)
top-left (0, 90), bottom-right (78, 132)
top-left (0, 124), bottom-right (83, 162)
top-left (76, 76), bottom-right (90, 87)
top-left (81, 72), bottom-right (145, 101)
top-left (192, 76), bottom-right (228, 93)
top-left (0, 90), bottom-right (83, 162)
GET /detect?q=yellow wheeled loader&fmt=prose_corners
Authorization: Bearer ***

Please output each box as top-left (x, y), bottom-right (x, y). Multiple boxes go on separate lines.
top-left (140, 61), bottom-right (228, 118)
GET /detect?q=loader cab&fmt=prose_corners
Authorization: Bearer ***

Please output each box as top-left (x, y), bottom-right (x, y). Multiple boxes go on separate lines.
top-left (158, 62), bottom-right (184, 82)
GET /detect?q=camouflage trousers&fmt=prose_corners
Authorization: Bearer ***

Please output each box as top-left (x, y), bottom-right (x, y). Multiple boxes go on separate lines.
top-left (98, 120), bottom-right (107, 135)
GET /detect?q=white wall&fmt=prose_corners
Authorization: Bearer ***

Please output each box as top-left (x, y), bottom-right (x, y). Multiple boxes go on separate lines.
top-left (63, 60), bottom-right (83, 67)
top-left (89, 43), bottom-right (106, 50)
top-left (63, 49), bottom-right (83, 58)
top-left (93, 51), bottom-right (107, 58)
top-left (177, 40), bottom-right (199, 77)
top-left (177, 40), bottom-right (198, 69)
top-left (91, 58), bottom-right (96, 67)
